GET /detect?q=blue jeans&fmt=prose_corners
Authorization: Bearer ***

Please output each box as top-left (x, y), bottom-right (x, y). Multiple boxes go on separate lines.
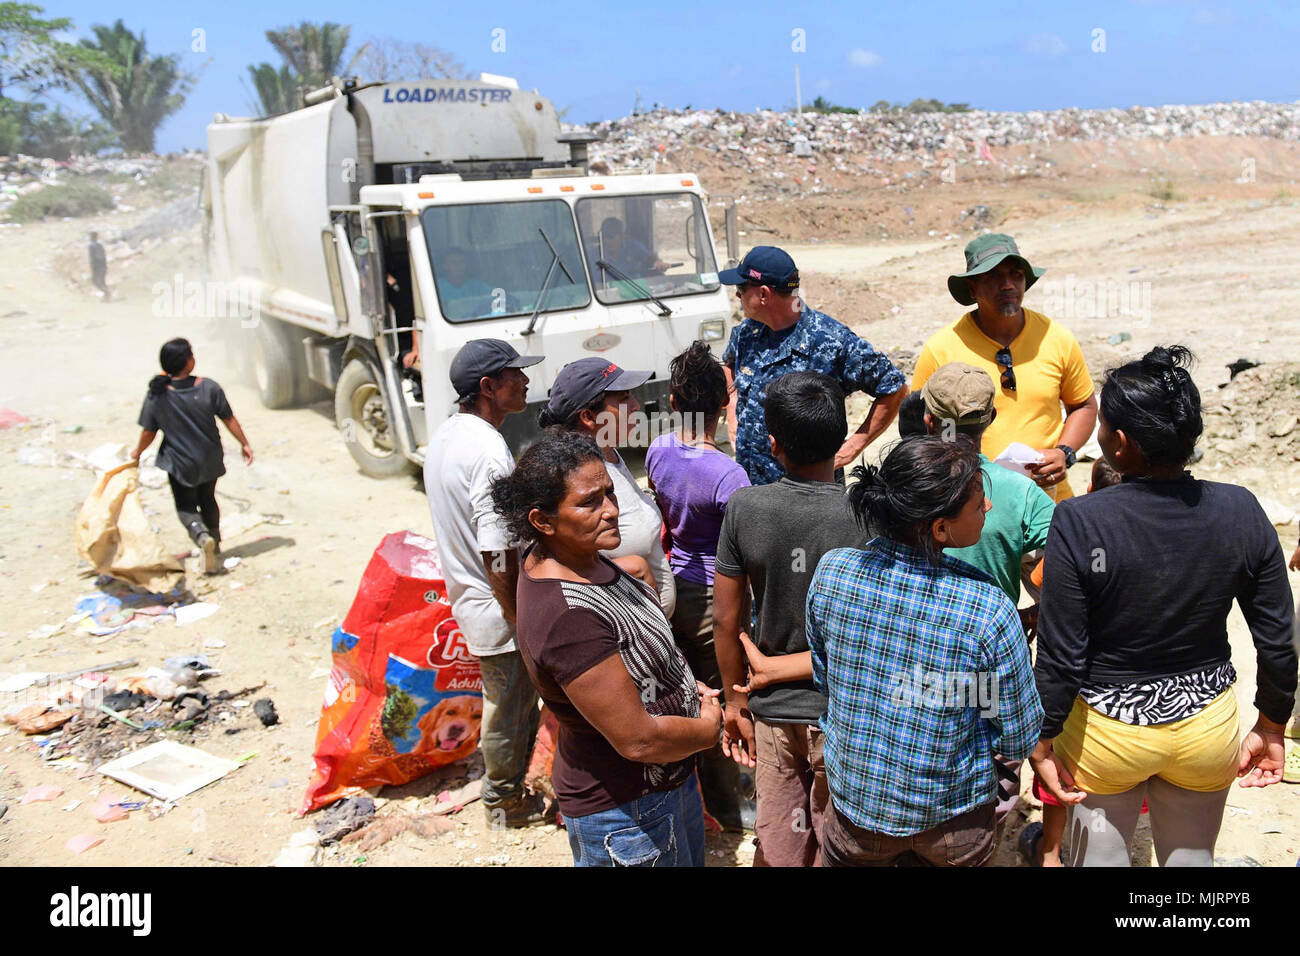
top-left (476, 650), bottom-right (540, 807)
top-left (565, 774), bottom-right (706, 867)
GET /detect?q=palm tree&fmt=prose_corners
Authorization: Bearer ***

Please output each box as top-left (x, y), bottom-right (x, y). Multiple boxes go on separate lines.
top-left (57, 19), bottom-right (193, 153)
top-left (264, 21), bottom-right (365, 90)
top-left (246, 61), bottom-right (296, 116)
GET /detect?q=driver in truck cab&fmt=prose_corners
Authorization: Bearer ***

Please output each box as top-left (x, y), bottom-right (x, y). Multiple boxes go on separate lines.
top-left (435, 247), bottom-right (495, 321)
top-left (592, 217), bottom-right (669, 280)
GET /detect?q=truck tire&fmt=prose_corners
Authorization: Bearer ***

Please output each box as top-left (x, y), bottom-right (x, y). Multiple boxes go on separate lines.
top-left (251, 317), bottom-right (301, 409)
top-left (335, 359), bottom-right (415, 478)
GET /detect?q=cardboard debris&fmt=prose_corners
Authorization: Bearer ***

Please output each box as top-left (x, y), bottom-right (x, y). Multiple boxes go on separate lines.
top-left (96, 740), bottom-right (241, 802)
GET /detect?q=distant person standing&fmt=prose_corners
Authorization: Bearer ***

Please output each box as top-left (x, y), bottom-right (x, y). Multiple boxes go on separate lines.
top-left (424, 338), bottom-right (552, 829)
top-left (720, 246), bottom-right (907, 485)
top-left (130, 338), bottom-right (254, 574)
top-left (88, 232), bottom-right (110, 300)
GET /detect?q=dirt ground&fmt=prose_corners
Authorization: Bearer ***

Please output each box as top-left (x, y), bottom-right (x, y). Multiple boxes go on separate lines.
top-left (0, 137), bottom-right (1297, 867)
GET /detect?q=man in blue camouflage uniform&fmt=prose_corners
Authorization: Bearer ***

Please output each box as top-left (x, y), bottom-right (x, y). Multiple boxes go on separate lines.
top-left (720, 246), bottom-right (908, 485)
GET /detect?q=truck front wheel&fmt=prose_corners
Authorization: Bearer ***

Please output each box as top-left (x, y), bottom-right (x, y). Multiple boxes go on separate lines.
top-left (335, 360), bottom-right (415, 478)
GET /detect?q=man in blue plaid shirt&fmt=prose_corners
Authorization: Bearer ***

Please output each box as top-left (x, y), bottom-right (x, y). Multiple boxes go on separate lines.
top-left (806, 436), bottom-right (1043, 866)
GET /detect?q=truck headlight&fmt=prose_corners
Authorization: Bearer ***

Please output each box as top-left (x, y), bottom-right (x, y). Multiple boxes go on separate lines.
top-left (698, 319), bottom-right (725, 342)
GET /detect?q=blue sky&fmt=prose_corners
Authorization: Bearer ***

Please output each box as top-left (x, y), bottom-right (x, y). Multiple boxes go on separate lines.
top-left (32, 0), bottom-right (1300, 152)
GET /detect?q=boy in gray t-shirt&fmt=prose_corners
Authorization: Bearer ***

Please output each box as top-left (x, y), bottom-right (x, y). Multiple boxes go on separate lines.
top-left (713, 371), bottom-right (875, 867)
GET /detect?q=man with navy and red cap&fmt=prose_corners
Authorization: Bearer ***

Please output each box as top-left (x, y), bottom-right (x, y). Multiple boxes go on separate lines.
top-left (720, 246), bottom-right (907, 485)
top-left (425, 338), bottom-right (553, 828)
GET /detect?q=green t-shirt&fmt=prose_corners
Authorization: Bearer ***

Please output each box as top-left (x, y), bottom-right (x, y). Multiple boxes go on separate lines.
top-left (948, 455), bottom-right (1055, 604)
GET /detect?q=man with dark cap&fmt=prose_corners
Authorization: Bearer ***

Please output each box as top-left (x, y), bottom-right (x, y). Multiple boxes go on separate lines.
top-left (424, 338), bottom-right (551, 828)
top-left (720, 246), bottom-right (907, 485)
top-left (912, 234), bottom-right (1097, 502)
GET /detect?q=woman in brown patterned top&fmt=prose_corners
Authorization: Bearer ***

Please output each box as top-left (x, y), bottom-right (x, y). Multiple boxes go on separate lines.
top-left (491, 431), bottom-right (722, 866)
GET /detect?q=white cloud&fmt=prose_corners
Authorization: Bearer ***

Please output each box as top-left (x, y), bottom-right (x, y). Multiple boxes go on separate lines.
top-left (1021, 32), bottom-right (1068, 56)
top-left (847, 49), bottom-right (883, 68)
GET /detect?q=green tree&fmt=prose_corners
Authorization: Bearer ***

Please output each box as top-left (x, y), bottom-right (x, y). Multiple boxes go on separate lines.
top-left (264, 21), bottom-right (364, 90)
top-left (0, 1), bottom-right (69, 98)
top-left (245, 61), bottom-right (296, 116)
top-left (56, 19), bottom-right (194, 153)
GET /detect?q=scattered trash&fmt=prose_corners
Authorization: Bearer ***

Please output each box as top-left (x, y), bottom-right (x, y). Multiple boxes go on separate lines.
top-left (61, 799), bottom-right (82, 812)
top-left (66, 833), bottom-right (104, 855)
top-left (271, 828), bottom-right (321, 867)
top-left (1225, 358), bottom-right (1262, 380)
top-left (74, 462), bottom-right (184, 592)
top-left (0, 407), bottom-right (30, 429)
top-left (253, 698), bottom-right (279, 727)
top-left (61, 424), bottom-right (83, 434)
top-left (267, 777), bottom-right (288, 789)
top-left (203, 638), bottom-right (227, 649)
top-left (92, 793), bottom-right (132, 823)
top-left (21, 784), bottom-right (64, 804)
top-left (0, 803), bottom-right (7, 820)
top-left (1105, 332), bottom-right (1132, 345)
top-left (342, 809), bottom-right (453, 851)
top-left (102, 691), bottom-right (146, 711)
top-left (9, 704), bottom-right (73, 734)
top-left (0, 672), bottom-right (48, 693)
top-left (315, 796), bottom-right (376, 845)
top-left (430, 778), bottom-right (483, 816)
top-left (97, 740), bottom-right (242, 801)
top-left (27, 622), bottom-right (63, 641)
top-left (161, 654), bottom-right (218, 685)
top-left (174, 603), bottom-right (219, 627)
top-left (222, 556), bottom-right (240, 570)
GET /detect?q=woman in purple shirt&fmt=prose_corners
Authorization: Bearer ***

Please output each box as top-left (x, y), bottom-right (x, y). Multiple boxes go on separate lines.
top-left (646, 341), bottom-right (751, 829)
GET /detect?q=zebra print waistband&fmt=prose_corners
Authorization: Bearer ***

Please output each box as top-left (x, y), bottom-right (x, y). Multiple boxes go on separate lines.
top-left (1078, 662), bottom-right (1237, 726)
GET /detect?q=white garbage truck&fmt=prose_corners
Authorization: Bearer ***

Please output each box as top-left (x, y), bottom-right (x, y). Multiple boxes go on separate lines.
top-left (201, 74), bottom-right (738, 477)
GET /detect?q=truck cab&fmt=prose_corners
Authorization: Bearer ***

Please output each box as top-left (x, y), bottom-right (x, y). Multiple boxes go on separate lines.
top-left (203, 76), bottom-right (738, 477)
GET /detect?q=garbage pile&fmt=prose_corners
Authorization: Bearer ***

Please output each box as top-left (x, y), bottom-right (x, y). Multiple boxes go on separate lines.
top-left (583, 100), bottom-right (1300, 183)
top-left (1202, 361), bottom-right (1300, 481)
top-left (0, 151), bottom-right (203, 216)
top-left (1, 653), bottom-right (277, 771)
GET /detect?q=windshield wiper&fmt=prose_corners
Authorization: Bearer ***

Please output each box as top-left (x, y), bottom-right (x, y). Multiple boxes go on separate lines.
top-left (522, 228), bottom-right (577, 336)
top-left (595, 258), bottom-right (673, 316)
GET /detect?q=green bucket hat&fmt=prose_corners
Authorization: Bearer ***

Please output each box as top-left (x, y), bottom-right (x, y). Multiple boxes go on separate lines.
top-left (947, 233), bottom-right (1045, 306)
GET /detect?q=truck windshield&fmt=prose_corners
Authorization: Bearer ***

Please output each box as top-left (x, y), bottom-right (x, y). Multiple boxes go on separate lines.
top-left (421, 200), bottom-right (590, 323)
top-left (577, 193), bottom-right (721, 305)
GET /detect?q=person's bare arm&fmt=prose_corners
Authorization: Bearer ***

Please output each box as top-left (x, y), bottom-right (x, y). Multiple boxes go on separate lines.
top-left (712, 570), bottom-right (756, 767)
top-left (563, 655), bottom-right (721, 764)
top-left (221, 416), bottom-right (255, 465)
top-left (834, 386), bottom-right (907, 470)
top-left (732, 635), bottom-right (812, 692)
top-left (129, 429), bottom-right (157, 462)
top-left (1029, 394), bottom-right (1097, 488)
top-left (612, 554), bottom-right (656, 591)
top-left (723, 364), bottom-right (739, 450)
top-left (482, 549), bottom-right (518, 625)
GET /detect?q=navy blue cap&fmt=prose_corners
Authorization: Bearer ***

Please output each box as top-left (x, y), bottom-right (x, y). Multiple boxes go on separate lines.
top-left (543, 357), bottom-right (651, 424)
top-left (718, 245), bottom-right (800, 291)
top-left (450, 339), bottom-right (544, 404)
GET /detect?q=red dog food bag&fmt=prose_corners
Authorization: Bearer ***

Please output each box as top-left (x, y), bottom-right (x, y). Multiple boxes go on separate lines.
top-left (302, 531), bottom-right (483, 814)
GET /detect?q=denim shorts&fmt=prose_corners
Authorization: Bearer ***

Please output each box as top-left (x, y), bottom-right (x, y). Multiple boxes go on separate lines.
top-left (564, 773), bottom-right (705, 867)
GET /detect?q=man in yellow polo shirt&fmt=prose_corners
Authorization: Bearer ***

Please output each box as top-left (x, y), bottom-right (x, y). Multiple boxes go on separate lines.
top-left (912, 234), bottom-right (1097, 501)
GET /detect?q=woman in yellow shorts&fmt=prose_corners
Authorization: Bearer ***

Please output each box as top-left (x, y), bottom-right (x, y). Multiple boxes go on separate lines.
top-left (1029, 345), bottom-right (1297, 867)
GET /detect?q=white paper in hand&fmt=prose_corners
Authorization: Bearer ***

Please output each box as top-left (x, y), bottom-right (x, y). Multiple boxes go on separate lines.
top-left (994, 442), bottom-right (1045, 478)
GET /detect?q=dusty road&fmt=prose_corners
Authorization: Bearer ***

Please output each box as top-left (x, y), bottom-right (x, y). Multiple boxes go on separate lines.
top-left (0, 162), bottom-right (1297, 867)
